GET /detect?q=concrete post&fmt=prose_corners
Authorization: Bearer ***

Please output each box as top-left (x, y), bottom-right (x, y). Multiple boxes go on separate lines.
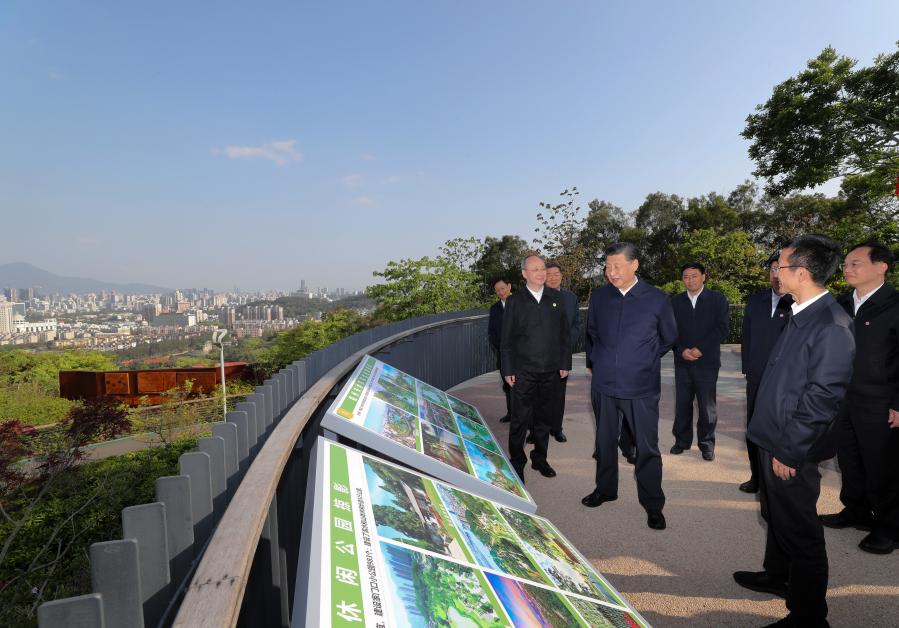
top-left (122, 502), bottom-right (170, 627)
top-left (90, 539), bottom-right (143, 628)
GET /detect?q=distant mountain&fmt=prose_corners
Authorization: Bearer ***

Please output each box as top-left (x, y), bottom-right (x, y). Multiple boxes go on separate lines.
top-left (0, 262), bottom-right (171, 296)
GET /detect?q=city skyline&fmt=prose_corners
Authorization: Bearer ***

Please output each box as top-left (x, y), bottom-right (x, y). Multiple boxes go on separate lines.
top-left (2, 1), bottom-right (897, 290)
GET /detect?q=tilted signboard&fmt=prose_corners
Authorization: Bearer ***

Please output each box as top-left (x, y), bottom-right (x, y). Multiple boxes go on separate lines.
top-left (322, 355), bottom-right (534, 512)
top-left (293, 438), bottom-right (649, 627)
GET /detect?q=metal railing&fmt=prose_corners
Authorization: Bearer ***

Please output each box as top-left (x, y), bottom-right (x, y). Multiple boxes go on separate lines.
top-left (37, 308), bottom-right (494, 628)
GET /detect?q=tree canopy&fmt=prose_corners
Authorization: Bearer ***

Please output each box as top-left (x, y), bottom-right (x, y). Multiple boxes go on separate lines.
top-left (743, 43), bottom-right (899, 198)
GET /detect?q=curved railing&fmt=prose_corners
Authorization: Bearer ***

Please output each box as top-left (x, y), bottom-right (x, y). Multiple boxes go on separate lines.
top-left (38, 309), bottom-right (494, 628)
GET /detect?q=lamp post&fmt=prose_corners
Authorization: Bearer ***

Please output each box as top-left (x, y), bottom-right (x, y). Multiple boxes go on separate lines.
top-left (212, 328), bottom-right (228, 419)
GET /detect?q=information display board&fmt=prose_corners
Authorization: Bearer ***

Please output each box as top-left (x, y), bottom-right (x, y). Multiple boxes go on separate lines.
top-left (293, 438), bottom-right (650, 627)
top-left (322, 356), bottom-right (534, 512)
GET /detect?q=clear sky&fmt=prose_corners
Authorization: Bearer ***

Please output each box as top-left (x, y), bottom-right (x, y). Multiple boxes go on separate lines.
top-left (1, 1), bottom-right (897, 292)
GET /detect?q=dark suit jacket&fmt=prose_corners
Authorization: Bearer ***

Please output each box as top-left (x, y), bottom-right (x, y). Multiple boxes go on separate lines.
top-left (586, 279), bottom-right (678, 398)
top-left (838, 283), bottom-right (899, 408)
top-left (500, 287), bottom-right (571, 377)
top-left (488, 300), bottom-right (505, 352)
top-left (671, 288), bottom-right (729, 375)
top-left (747, 292), bottom-right (855, 468)
top-left (559, 288), bottom-right (580, 352)
top-left (741, 289), bottom-right (793, 384)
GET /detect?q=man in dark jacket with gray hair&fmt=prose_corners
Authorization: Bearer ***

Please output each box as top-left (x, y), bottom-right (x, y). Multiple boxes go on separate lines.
top-left (582, 242), bottom-right (678, 531)
top-left (734, 235), bottom-right (855, 628)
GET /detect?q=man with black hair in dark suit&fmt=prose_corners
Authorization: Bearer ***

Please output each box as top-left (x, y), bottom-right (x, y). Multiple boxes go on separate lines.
top-left (500, 254), bottom-right (571, 484)
top-left (488, 277), bottom-right (513, 423)
top-left (738, 252), bottom-right (793, 493)
top-left (582, 242), bottom-right (678, 531)
top-left (545, 261), bottom-right (580, 443)
top-left (734, 235), bottom-right (855, 628)
top-left (820, 242), bottom-right (899, 555)
top-left (670, 262), bottom-right (730, 461)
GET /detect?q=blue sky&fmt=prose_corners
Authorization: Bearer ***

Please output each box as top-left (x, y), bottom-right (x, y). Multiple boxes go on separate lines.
top-left (1, 1), bottom-right (897, 292)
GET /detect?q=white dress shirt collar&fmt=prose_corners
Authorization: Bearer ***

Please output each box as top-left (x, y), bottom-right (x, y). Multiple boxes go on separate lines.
top-left (790, 289), bottom-right (829, 316)
top-left (619, 276), bottom-right (638, 297)
top-left (526, 285), bottom-right (544, 303)
top-left (688, 286), bottom-right (703, 308)
top-left (852, 283), bottom-right (884, 314)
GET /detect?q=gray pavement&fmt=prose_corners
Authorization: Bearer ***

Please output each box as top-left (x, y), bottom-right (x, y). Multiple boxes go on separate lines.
top-left (450, 348), bottom-right (898, 627)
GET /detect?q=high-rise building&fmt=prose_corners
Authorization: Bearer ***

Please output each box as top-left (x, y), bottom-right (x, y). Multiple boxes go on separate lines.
top-left (224, 307), bottom-right (237, 328)
top-left (300, 279), bottom-right (307, 292)
top-left (0, 301), bottom-right (13, 335)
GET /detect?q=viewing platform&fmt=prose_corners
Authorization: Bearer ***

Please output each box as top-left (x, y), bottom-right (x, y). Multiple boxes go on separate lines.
top-left (35, 313), bottom-right (898, 627)
top-left (449, 349), bottom-right (898, 627)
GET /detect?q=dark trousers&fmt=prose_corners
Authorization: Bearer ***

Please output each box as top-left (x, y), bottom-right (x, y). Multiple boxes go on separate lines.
top-left (495, 352), bottom-right (512, 418)
top-left (509, 371), bottom-right (559, 472)
top-left (745, 379), bottom-right (761, 481)
top-left (758, 448), bottom-right (828, 622)
top-left (549, 376), bottom-right (568, 435)
top-left (672, 364), bottom-right (718, 452)
top-left (591, 390), bottom-right (665, 512)
top-left (837, 395), bottom-right (899, 536)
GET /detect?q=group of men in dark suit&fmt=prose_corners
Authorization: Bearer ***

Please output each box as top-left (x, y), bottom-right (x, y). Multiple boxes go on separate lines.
top-left (490, 237), bottom-right (897, 628)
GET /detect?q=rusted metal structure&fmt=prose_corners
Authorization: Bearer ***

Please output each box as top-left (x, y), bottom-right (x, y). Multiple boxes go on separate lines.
top-left (59, 363), bottom-right (252, 405)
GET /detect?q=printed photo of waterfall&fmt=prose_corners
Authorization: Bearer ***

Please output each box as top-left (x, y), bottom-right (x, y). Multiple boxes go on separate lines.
top-left (380, 542), bottom-right (506, 627)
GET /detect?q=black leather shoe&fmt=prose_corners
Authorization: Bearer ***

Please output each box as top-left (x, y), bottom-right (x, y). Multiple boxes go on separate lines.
top-left (581, 490), bottom-right (617, 508)
top-left (819, 508), bottom-right (873, 531)
top-left (526, 432), bottom-right (535, 444)
top-left (739, 478), bottom-right (759, 493)
top-left (531, 461), bottom-right (556, 478)
top-left (702, 450), bottom-right (714, 461)
top-left (732, 570), bottom-right (788, 599)
top-left (647, 510), bottom-right (666, 530)
top-left (553, 431), bottom-right (567, 443)
top-left (670, 445), bottom-right (685, 454)
top-left (859, 530), bottom-right (899, 555)
top-left (499, 415), bottom-right (511, 423)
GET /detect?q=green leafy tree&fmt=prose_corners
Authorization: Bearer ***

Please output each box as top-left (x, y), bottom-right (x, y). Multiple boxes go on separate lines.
top-left (472, 235), bottom-right (531, 295)
top-left (630, 192), bottom-right (687, 283)
top-left (579, 199), bottom-right (629, 279)
top-left (367, 257), bottom-right (483, 322)
top-left (533, 187), bottom-right (594, 299)
top-left (670, 228), bottom-right (767, 300)
top-left (262, 308), bottom-right (372, 371)
top-left (743, 43), bottom-right (899, 198)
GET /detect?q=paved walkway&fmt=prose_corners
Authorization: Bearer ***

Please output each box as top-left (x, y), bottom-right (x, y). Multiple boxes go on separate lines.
top-left (449, 348), bottom-right (898, 627)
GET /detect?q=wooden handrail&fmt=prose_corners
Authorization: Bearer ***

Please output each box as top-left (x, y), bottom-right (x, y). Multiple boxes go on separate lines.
top-left (173, 314), bottom-right (486, 627)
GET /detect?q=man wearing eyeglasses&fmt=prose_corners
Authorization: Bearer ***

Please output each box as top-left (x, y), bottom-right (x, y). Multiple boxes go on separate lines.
top-left (819, 242), bottom-right (899, 555)
top-left (738, 252), bottom-right (794, 493)
top-left (734, 235), bottom-right (854, 628)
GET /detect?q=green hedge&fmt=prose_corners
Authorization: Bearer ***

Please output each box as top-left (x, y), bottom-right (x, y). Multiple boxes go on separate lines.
top-left (0, 438), bottom-right (198, 628)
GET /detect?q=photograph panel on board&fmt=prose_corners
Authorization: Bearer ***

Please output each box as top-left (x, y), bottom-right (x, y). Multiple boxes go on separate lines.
top-left (378, 362), bottom-right (417, 393)
top-left (364, 457), bottom-right (468, 561)
top-left (498, 505), bottom-right (623, 606)
top-left (568, 595), bottom-right (645, 628)
top-left (456, 414), bottom-right (501, 453)
top-left (417, 380), bottom-right (451, 410)
top-left (463, 439), bottom-right (528, 498)
top-left (363, 397), bottom-right (420, 451)
top-left (435, 484), bottom-right (548, 584)
top-left (380, 541), bottom-right (507, 628)
top-left (372, 377), bottom-right (419, 416)
top-left (421, 421), bottom-right (470, 474)
top-left (446, 393), bottom-right (484, 424)
top-left (420, 398), bottom-right (458, 433)
top-left (486, 573), bottom-right (584, 627)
